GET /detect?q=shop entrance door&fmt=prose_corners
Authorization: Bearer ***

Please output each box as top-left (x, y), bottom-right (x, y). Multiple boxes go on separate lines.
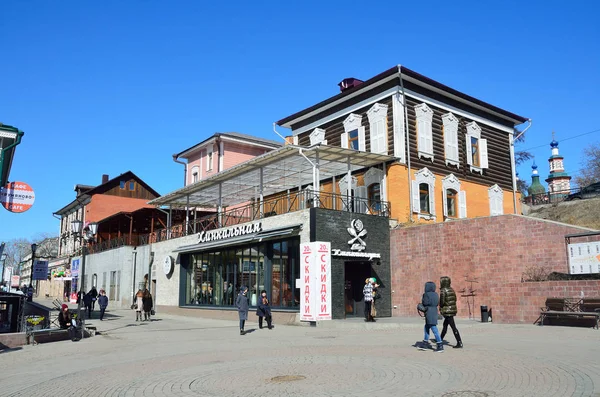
top-left (344, 261), bottom-right (371, 318)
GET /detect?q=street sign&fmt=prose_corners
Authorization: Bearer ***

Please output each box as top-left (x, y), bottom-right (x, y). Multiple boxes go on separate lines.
top-left (0, 181), bottom-right (35, 213)
top-left (11, 275), bottom-right (20, 287)
top-left (32, 260), bottom-right (49, 280)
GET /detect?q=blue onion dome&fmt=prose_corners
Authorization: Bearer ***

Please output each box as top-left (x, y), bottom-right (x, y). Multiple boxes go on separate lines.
top-left (550, 139), bottom-right (559, 148)
top-left (531, 162), bottom-right (538, 171)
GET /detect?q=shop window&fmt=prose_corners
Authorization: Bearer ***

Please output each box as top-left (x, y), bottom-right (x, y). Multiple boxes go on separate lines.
top-left (341, 113), bottom-right (365, 151)
top-left (466, 122), bottom-right (488, 174)
top-left (412, 167), bottom-right (436, 220)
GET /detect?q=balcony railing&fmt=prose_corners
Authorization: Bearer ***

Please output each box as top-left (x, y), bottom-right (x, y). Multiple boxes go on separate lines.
top-left (87, 189), bottom-right (390, 254)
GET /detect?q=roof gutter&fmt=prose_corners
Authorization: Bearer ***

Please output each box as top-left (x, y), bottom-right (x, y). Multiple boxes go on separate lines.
top-left (172, 154), bottom-right (187, 187)
top-left (510, 119), bottom-right (532, 213)
top-left (0, 129), bottom-right (24, 187)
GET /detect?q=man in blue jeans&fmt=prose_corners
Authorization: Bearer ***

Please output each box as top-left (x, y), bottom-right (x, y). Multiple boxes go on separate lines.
top-left (98, 290), bottom-right (109, 321)
top-left (418, 281), bottom-right (444, 352)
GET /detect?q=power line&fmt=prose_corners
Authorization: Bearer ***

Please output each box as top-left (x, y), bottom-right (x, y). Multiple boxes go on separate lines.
top-left (519, 127), bottom-right (600, 152)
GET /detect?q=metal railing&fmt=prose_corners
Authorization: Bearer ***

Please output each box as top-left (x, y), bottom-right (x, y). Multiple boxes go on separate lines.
top-left (525, 187), bottom-right (581, 206)
top-left (87, 190), bottom-right (390, 253)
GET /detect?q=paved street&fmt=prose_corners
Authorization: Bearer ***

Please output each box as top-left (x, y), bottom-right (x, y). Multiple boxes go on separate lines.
top-left (1, 307), bottom-right (599, 397)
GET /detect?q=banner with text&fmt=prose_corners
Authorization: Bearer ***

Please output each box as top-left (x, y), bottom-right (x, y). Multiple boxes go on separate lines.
top-left (299, 241), bottom-right (332, 322)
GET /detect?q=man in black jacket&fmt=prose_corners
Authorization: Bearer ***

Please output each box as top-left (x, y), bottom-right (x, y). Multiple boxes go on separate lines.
top-left (439, 276), bottom-right (463, 349)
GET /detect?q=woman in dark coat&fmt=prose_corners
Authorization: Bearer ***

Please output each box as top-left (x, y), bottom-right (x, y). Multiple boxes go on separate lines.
top-left (82, 292), bottom-right (93, 319)
top-left (439, 276), bottom-right (463, 348)
top-left (419, 281), bottom-right (444, 352)
top-left (58, 304), bottom-right (77, 341)
top-left (142, 289), bottom-right (153, 321)
top-left (256, 290), bottom-right (273, 329)
top-left (236, 286), bottom-right (249, 335)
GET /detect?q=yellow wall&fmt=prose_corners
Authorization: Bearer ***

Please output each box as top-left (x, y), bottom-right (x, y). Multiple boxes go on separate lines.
top-left (386, 163), bottom-right (520, 224)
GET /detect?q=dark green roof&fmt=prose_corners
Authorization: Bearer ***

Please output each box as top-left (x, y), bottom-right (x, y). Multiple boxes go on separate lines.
top-left (548, 155), bottom-right (564, 160)
top-left (528, 176), bottom-right (546, 195)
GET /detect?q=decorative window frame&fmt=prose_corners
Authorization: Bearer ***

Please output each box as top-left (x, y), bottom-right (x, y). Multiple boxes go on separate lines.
top-left (367, 103), bottom-right (388, 155)
top-left (309, 128), bottom-right (327, 146)
top-left (411, 167), bottom-right (436, 220)
top-left (341, 113), bottom-right (365, 151)
top-left (415, 103), bottom-right (434, 161)
top-left (338, 175), bottom-right (358, 212)
top-left (191, 165), bottom-right (200, 184)
top-left (442, 112), bottom-right (459, 167)
top-left (392, 92), bottom-right (406, 163)
top-left (465, 122), bottom-right (488, 174)
top-left (442, 174), bottom-right (467, 219)
top-left (488, 184), bottom-right (504, 216)
top-left (207, 145), bottom-right (214, 172)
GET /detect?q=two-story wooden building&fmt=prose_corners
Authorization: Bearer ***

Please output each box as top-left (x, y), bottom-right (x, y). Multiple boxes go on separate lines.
top-left (149, 64), bottom-right (528, 321)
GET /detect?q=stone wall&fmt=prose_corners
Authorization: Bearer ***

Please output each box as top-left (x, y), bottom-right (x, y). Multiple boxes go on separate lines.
top-left (390, 214), bottom-right (597, 323)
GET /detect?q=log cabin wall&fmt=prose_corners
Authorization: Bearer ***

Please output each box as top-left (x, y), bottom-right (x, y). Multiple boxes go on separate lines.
top-left (103, 178), bottom-right (158, 200)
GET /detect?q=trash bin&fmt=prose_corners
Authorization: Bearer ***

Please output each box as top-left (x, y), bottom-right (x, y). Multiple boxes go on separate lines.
top-left (481, 305), bottom-right (489, 323)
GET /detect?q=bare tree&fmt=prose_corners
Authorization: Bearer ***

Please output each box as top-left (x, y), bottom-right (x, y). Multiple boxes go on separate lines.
top-left (2, 238), bottom-right (32, 269)
top-left (574, 143), bottom-right (600, 188)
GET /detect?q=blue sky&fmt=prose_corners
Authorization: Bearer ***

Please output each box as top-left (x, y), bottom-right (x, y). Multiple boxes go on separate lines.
top-left (1, 1), bottom-right (599, 242)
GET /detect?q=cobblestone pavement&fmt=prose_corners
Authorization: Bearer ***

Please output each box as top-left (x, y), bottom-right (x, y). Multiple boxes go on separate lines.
top-left (1, 308), bottom-right (599, 397)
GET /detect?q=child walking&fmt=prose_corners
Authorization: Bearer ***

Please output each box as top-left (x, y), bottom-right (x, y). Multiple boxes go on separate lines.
top-left (236, 286), bottom-right (249, 335)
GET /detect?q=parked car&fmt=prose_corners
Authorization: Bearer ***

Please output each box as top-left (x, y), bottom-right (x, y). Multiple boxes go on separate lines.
top-left (566, 182), bottom-right (600, 200)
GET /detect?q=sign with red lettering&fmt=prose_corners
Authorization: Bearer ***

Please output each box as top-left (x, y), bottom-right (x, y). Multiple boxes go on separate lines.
top-left (0, 181), bottom-right (35, 213)
top-left (316, 242), bottom-right (331, 320)
top-left (299, 242), bottom-right (332, 322)
top-left (300, 243), bottom-right (315, 321)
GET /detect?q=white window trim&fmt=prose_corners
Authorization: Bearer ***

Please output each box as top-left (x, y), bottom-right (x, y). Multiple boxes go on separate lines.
top-left (442, 112), bottom-right (459, 167)
top-left (310, 128), bottom-right (327, 146)
top-left (206, 145), bottom-right (214, 172)
top-left (415, 103), bottom-right (434, 161)
top-left (488, 184), bottom-right (504, 216)
top-left (341, 113), bottom-right (365, 151)
top-left (190, 166), bottom-right (200, 184)
top-left (367, 103), bottom-right (388, 155)
top-left (465, 122), bottom-right (488, 174)
top-left (392, 92), bottom-right (406, 163)
top-left (442, 174), bottom-right (467, 219)
top-left (412, 167), bottom-right (436, 220)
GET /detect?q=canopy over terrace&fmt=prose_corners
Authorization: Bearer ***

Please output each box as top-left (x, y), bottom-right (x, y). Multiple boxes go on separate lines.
top-left (150, 144), bottom-right (396, 211)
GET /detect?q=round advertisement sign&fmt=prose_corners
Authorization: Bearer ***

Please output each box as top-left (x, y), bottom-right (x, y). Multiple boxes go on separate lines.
top-left (0, 181), bottom-right (35, 213)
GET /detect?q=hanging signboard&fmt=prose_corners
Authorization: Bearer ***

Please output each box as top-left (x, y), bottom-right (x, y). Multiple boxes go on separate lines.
top-left (71, 259), bottom-right (80, 278)
top-left (32, 260), bottom-right (49, 280)
top-left (11, 275), bottom-right (20, 288)
top-left (0, 181), bottom-right (35, 213)
top-left (299, 241), bottom-right (332, 322)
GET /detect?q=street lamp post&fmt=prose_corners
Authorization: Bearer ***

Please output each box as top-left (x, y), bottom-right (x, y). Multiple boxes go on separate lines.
top-left (29, 243), bottom-right (37, 302)
top-left (71, 220), bottom-right (98, 340)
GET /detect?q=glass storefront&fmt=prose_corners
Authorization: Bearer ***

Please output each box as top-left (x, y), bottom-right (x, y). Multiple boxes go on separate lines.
top-left (183, 237), bottom-right (300, 309)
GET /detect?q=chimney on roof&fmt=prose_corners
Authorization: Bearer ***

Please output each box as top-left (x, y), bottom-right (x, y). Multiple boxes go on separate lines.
top-left (102, 174), bottom-right (109, 184)
top-left (338, 77), bottom-right (364, 93)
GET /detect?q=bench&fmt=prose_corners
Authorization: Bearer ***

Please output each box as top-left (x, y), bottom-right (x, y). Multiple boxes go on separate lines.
top-left (27, 328), bottom-right (71, 345)
top-left (540, 297), bottom-right (600, 329)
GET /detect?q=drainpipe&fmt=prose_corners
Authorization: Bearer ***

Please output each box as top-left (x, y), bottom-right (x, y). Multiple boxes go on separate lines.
top-left (156, 207), bottom-right (171, 239)
top-left (510, 119), bottom-right (532, 214)
top-left (131, 247), bottom-right (138, 306)
top-left (172, 154), bottom-right (187, 187)
top-left (398, 65), bottom-right (413, 222)
top-left (272, 123), bottom-right (287, 142)
top-left (298, 148), bottom-right (317, 198)
top-left (0, 129), bottom-right (24, 187)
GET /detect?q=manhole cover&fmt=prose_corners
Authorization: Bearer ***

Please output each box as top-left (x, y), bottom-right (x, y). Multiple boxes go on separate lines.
top-left (270, 375), bottom-right (306, 383)
top-left (442, 392), bottom-right (490, 397)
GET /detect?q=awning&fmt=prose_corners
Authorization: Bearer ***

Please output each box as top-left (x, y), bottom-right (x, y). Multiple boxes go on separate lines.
top-left (173, 224), bottom-right (303, 254)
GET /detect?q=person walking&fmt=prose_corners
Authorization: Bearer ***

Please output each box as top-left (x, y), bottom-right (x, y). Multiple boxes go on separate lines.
top-left (418, 281), bottom-right (444, 353)
top-left (236, 285), bottom-right (250, 335)
top-left (142, 289), bottom-right (153, 321)
top-left (83, 292), bottom-right (93, 319)
top-left (89, 286), bottom-right (98, 311)
top-left (363, 278), bottom-right (374, 322)
top-left (98, 290), bottom-right (108, 321)
top-left (371, 278), bottom-right (381, 321)
top-left (135, 289), bottom-right (144, 321)
top-left (439, 276), bottom-right (463, 349)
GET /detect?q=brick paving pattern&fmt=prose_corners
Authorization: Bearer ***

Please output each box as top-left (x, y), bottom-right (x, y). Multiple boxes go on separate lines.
top-left (1, 307), bottom-right (599, 397)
